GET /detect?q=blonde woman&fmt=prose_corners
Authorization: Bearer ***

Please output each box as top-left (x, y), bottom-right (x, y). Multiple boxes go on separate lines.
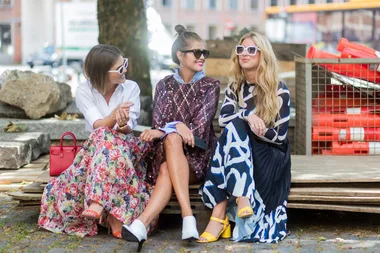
top-left (198, 31), bottom-right (291, 243)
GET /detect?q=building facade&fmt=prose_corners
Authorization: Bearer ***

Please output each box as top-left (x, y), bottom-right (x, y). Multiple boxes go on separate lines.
top-left (150, 0), bottom-right (268, 39)
top-left (0, 0), bottom-right (21, 64)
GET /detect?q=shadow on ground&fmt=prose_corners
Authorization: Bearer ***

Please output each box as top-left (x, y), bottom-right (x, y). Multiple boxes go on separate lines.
top-left (1, 194), bottom-right (380, 253)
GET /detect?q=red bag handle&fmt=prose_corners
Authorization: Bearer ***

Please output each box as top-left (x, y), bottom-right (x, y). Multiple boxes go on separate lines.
top-left (60, 132), bottom-right (77, 152)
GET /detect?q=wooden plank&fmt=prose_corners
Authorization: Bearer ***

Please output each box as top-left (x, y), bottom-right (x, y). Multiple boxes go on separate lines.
top-left (0, 175), bottom-right (39, 184)
top-left (0, 184), bottom-right (24, 192)
top-left (0, 171), bottom-right (45, 177)
top-left (21, 182), bottom-right (45, 193)
top-left (7, 191), bottom-right (42, 201)
top-left (291, 155), bottom-right (380, 183)
top-left (289, 195), bottom-right (380, 204)
top-left (287, 203), bottom-right (380, 214)
top-left (290, 187), bottom-right (380, 197)
top-left (22, 163), bottom-right (48, 169)
top-left (34, 170), bottom-right (51, 183)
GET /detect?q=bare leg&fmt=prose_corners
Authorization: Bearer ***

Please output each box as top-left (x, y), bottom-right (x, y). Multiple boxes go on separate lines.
top-left (237, 196), bottom-right (252, 216)
top-left (164, 133), bottom-right (192, 218)
top-left (138, 163), bottom-right (172, 228)
top-left (198, 200), bottom-right (228, 241)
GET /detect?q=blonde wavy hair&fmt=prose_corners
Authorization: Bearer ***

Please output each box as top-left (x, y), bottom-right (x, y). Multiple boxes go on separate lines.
top-left (229, 31), bottom-right (279, 127)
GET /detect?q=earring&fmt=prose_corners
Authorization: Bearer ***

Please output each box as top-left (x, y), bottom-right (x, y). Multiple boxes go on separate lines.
top-left (180, 61), bottom-right (184, 67)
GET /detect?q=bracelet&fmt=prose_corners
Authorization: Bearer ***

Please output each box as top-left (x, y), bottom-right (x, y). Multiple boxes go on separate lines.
top-left (118, 124), bottom-right (129, 130)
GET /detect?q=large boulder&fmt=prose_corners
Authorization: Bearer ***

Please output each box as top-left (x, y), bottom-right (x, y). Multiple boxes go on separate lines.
top-left (0, 70), bottom-right (72, 119)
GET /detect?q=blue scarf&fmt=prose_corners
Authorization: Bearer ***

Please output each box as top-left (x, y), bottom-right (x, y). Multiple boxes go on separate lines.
top-left (173, 68), bottom-right (205, 84)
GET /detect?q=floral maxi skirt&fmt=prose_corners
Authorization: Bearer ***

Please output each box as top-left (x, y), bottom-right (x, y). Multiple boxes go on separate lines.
top-left (38, 127), bottom-right (158, 237)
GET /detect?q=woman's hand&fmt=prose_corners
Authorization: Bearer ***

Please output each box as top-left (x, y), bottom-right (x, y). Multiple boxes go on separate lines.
top-left (116, 108), bottom-right (129, 127)
top-left (247, 113), bottom-right (266, 136)
top-left (140, 129), bottom-right (165, 142)
top-left (176, 122), bottom-right (194, 147)
top-left (111, 101), bottom-right (134, 127)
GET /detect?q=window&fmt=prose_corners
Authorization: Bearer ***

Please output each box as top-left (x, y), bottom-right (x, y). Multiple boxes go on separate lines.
top-left (270, 0), bottom-right (278, 6)
top-left (162, 0), bottom-right (171, 7)
top-left (229, 0), bottom-right (238, 10)
top-left (326, 0), bottom-right (333, 3)
top-left (208, 25), bottom-right (217, 40)
top-left (184, 0), bottom-right (195, 9)
top-left (186, 25), bottom-right (195, 32)
top-left (289, 0), bottom-right (297, 5)
top-left (250, 0), bottom-right (258, 9)
top-left (0, 0), bottom-right (12, 8)
top-left (0, 24), bottom-right (11, 54)
top-left (308, 0), bottom-right (315, 4)
top-left (209, 0), bottom-right (216, 9)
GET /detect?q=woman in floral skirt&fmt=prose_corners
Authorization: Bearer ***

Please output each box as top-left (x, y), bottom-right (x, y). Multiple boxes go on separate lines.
top-left (38, 44), bottom-right (158, 238)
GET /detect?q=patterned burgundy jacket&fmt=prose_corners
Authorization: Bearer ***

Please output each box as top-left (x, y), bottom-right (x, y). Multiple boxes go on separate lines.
top-left (149, 75), bottom-right (220, 183)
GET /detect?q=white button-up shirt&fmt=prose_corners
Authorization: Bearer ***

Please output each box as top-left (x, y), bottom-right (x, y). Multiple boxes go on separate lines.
top-left (75, 80), bottom-right (141, 133)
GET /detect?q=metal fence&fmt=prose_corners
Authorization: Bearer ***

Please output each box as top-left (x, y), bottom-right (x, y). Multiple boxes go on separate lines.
top-left (295, 58), bottom-right (380, 156)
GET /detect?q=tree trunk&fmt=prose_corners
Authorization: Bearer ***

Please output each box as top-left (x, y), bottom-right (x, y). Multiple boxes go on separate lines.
top-left (97, 0), bottom-right (151, 97)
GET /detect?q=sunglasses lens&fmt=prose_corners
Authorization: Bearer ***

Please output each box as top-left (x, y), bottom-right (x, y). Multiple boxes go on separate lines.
top-left (203, 50), bottom-right (210, 59)
top-left (248, 47), bottom-right (257, 55)
top-left (236, 46), bottom-right (244, 55)
top-left (193, 50), bottom-right (202, 59)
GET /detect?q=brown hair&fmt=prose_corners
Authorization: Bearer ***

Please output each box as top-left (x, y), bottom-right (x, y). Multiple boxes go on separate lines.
top-left (83, 44), bottom-right (123, 95)
top-left (171, 24), bottom-right (203, 65)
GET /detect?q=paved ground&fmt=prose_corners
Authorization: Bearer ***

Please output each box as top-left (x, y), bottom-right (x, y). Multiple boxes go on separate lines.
top-left (1, 194), bottom-right (380, 253)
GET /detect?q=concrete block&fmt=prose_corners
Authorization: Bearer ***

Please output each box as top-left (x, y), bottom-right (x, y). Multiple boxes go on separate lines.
top-left (0, 118), bottom-right (88, 140)
top-left (0, 132), bottom-right (50, 160)
top-left (0, 141), bottom-right (32, 169)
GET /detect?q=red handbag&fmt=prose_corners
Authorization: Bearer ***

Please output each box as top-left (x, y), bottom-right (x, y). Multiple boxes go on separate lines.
top-left (50, 132), bottom-right (82, 176)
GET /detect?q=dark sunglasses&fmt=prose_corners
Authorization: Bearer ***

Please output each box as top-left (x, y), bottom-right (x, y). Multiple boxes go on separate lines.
top-left (181, 49), bottom-right (210, 59)
top-left (108, 58), bottom-right (128, 75)
top-left (235, 45), bottom-right (260, 56)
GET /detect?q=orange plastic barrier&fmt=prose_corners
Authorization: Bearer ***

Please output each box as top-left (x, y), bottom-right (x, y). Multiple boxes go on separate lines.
top-left (312, 106), bottom-right (380, 114)
top-left (312, 127), bottom-right (380, 141)
top-left (312, 113), bottom-right (380, 128)
top-left (337, 38), bottom-right (380, 59)
top-left (331, 141), bottom-right (380, 155)
top-left (340, 47), bottom-right (380, 73)
top-left (306, 46), bottom-right (380, 83)
top-left (312, 97), bottom-right (376, 107)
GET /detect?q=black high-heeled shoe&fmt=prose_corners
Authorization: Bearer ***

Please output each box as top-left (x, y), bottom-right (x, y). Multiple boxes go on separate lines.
top-left (122, 219), bottom-right (147, 252)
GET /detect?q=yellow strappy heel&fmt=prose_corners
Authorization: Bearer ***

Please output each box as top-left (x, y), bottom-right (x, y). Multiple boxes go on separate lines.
top-left (197, 216), bottom-right (231, 243)
top-left (236, 197), bottom-right (254, 219)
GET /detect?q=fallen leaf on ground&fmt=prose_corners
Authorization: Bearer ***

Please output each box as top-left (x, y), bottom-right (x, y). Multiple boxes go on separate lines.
top-left (54, 112), bottom-right (78, 120)
top-left (3, 121), bottom-right (27, 133)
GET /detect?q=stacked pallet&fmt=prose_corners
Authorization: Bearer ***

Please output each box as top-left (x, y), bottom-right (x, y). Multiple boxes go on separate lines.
top-left (4, 155), bottom-right (380, 214)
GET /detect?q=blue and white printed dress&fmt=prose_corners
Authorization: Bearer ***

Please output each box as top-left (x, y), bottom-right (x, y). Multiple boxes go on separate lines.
top-left (200, 81), bottom-right (291, 243)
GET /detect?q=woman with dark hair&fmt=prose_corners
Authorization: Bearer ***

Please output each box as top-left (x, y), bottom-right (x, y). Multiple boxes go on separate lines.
top-left (198, 31), bottom-right (291, 243)
top-left (38, 44), bottom-right (157, 239)
top-left (122, 24), bottom-right (220, 251)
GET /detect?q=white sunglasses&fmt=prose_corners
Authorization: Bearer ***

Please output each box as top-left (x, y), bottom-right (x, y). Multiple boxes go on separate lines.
top-left (235, 45), bottom-right (260, 56)
top-left (108, 58), bottom-right (128, 74)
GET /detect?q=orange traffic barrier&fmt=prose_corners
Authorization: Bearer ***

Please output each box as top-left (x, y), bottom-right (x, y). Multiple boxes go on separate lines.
top-left (340, 47), bottom-right (380, 73)
top-left (312, 113), bottom-right (380, 128)
top-left (312, 97), bottom-right (377, 107)
top-left (337, 38), bottom-right (380, 59)
top-left (332, 141), bottom-right (380, 155)
top-left (306, 46), bottom-right (380, 83)
top-left (312, 106), bottom-right (380, 114)
top-left (312, 126), bottom-right (380, 141)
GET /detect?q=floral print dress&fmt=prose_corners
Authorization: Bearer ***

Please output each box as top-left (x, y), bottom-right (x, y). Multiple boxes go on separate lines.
top-left (38, 127), bottom-right (158, 237)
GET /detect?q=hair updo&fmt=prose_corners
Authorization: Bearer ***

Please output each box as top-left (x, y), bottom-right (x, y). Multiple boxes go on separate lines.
top-left (171, 24), bottom-right (203, 65)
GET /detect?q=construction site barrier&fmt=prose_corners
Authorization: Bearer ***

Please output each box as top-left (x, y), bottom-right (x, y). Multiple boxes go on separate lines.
top-left (312, 113), bottom-right (380, 128)
top-left (312, 126), bottom-right (380, 141)
top-left (332, 141), bottom-right (380, 155)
